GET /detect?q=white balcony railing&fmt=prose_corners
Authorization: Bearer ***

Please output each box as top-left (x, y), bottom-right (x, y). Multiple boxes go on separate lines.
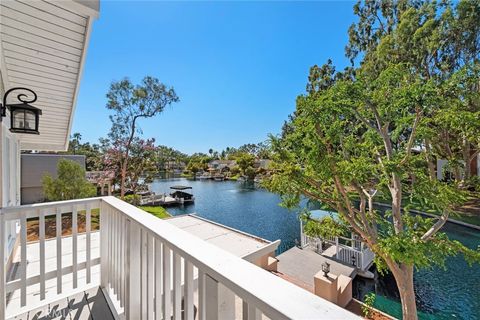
top-left (1, 196), bottom-right (359, 319)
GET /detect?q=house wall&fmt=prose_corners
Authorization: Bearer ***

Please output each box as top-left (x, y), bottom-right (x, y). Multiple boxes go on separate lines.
top-left (20, 154), bottom-right (86, 204)
top-left (0, 70), bottom-right (22, 263)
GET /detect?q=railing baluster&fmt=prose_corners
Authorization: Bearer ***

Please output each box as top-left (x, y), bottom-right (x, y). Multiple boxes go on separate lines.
top-left (112, 208), bottom-right (117, 295)
top-left (72, 205), bottom-right (78, 289)
top-left (100, 203), bottom-right (109, 290)
top-left (205, 275), bottom-right (235, 320)
top-left (0, 214), bottom-right (5, 320)
top-left (86, 203), bottom-right (91, 284)
top-left (113, 212), bottom-right (120, 298)
top-left (117, 212), bottom-right (122, 299)
top-left (173, 252), bottom-right (182, 320)
top-left (147, 234), bottom-right (154, 319)
top-left (163, 244), bottom-right (172, 320)
top-left (184, 261), bottom-right (194, 320)
top-left (20, 212), bottom-right (27, 307)
top-left (141, 229), bottom-right (148, 319)
top-left (120, 215), bottom-right (125, 307)
top-left (39, 209), bottom-right (46, 300)
top-left (56, 207), bottom-right (62, 294)
top-left (155, 238), bottom-right (163, 320)
top-left (247, 304), bottom-right (261, 320)
top-left (197, 269), bottom-right (206, 320)
top-left (109, 207), bottom-right (114, 292)
top-left (127, 221), bottom-right (141, 320)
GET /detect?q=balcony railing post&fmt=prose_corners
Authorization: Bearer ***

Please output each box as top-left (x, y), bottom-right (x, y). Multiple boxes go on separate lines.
top-left (100, 202), bottom-right (109, 289)
top-left (205, 274), bottom-right (235, 320)
top-left (127, 220), bottom-right (141, 320)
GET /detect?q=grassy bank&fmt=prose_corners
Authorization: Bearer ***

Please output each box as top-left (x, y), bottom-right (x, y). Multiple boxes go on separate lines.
top-left (138, 206), bottom-right (171, 219)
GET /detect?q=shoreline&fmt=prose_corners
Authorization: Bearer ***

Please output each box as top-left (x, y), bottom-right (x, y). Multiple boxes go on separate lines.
top-left (373, 202), bottom-right (480, 231)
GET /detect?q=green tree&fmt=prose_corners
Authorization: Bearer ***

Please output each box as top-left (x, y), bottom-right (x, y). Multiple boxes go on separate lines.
top-left (42, 159), bottom-right (96, 201)
top-left (236, 153), bottom-right (255, 179)
top-left (106, 76), bottom-right (179, 198)
top-left (266, 61), bottom-right (480, 319)
top-left (69, 132), bottom-right (82, 155)
top-left (186, 160), bottom-right (203, 178)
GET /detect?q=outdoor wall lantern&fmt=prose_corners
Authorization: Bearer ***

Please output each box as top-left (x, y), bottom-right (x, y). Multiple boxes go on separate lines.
top-left (351, 254), bottom-right (357, 267)
top-left (322, 261), bottom-right (330, 277)
top-left (1, 87), bottom-right (42, 134)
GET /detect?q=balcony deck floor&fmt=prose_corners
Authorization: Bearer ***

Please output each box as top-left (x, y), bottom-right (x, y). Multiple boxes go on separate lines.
top-left (8, 287), bottom-right (114, 320)
top-left (6, 232), bottom-right (101, 318)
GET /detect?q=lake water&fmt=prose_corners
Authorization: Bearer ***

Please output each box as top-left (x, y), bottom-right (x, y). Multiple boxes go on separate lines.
top-left (150, 178), bottom-right (480, 320)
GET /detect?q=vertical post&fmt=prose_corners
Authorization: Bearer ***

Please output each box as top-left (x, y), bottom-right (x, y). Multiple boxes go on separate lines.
top-left (300, 220), bottom-right (305, 248)
top-left (163, 244), bottom-right (172, 320)
top-left (184, 261), bottom-right (194, 320)
top-left (141, 230), bottom-right (147, 319)
top-left (127, 221), bottom-right (141, 320)
top-left (198, 270), bottom-right (206, 320)
top-left (20, 212), bottom-right (27, 307)
top-left (100, 203), bottom-right (109, 289)
top-left (72, 205), bottom-right (78, 289)
top-left (147, 235), bottom-right (154, 319)
top-left (155, 238), bottom-right (163, 320)
top-left (39, 209), bottom-right (46, 300)
top-left (0, 213), bottom-right (6, 320)
top-left (86, 203), bottom-right (92, 284)
top-left (56, 207), bottom-right (62, 294)
top-left (173, 252), bottom-right (182, 320)
top-left (335, 237), bottom-right (339, 258)
top-left (205, 275), bottom-right (235, 320)
top-left (247, 303), bottom-right (261, 320)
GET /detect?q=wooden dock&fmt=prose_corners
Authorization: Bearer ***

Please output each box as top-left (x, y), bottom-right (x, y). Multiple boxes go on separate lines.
top-left (276, 247), bottom-right (356, 291)
top-left (139, 195), bottom-right (178, 206)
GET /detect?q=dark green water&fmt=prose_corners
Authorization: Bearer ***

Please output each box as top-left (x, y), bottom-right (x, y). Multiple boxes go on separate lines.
top-left (150, 178), bottom-right (480, 320)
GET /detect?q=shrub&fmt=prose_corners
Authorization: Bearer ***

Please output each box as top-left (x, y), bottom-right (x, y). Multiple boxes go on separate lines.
top-left (124, 194), bottom-right (141, 205)
top-left (42, 159), bottom-right (96, 201)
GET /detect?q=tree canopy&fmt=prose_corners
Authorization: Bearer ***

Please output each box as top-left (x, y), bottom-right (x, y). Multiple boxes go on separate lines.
top-left (265, 1), bottom-right (480, 319)
top-left (42, 159), bottom-right (96, 201)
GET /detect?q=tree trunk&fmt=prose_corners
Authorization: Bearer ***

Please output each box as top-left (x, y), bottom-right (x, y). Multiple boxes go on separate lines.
top-left (463, 138), bottom-right (471, 182)
top-left (120, 160), bottom-right (127, 199)
top-left (391, 264), bottom-right (418, 320)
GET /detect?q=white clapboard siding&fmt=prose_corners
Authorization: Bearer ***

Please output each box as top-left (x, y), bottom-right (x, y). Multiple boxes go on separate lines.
top-left (0, 6), bottom-right (85, 42)
top-left (17, 0), bottom-right (88, 26)
top-left (1, 0), bottom-right (86, 33)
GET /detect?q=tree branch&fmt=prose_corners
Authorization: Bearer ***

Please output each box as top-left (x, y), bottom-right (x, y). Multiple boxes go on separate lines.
top-left (421, 211), bottom-right (449, 241)
top-left (400, 109), bottom-right (422, 165)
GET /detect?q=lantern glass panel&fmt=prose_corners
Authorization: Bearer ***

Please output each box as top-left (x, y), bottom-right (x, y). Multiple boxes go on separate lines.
top-left (13, 109), bottom-right (25, 129)
top-left (24, 110), bottom-right (35, 130)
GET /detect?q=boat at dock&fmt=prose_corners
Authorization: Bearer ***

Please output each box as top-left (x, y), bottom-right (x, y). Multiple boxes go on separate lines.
top-left (169, 185), bottom-right (195, 204)
top-left (139, 185), bottom-right (195, 206)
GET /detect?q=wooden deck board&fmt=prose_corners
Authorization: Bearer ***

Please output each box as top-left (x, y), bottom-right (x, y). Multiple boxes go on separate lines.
top-left (276, 247), bottom-right (356, 289)
top-left (8, 287), bottom-right (114, 320)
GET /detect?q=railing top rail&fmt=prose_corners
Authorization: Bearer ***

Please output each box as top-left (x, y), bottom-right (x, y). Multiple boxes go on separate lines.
top-left (101, 196), bottom-right (359, 319)
top-left (0, 197), bottom-right (101, 213)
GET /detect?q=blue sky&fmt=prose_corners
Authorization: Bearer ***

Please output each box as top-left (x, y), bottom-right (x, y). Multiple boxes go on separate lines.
top-left (73, 1), bottom-right (356, 154)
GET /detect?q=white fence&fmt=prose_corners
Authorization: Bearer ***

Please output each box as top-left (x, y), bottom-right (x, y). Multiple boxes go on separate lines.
top-left (302, 233), bottom-right (374, 271)
top-left (1, 196), bottom-right (359, 319)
